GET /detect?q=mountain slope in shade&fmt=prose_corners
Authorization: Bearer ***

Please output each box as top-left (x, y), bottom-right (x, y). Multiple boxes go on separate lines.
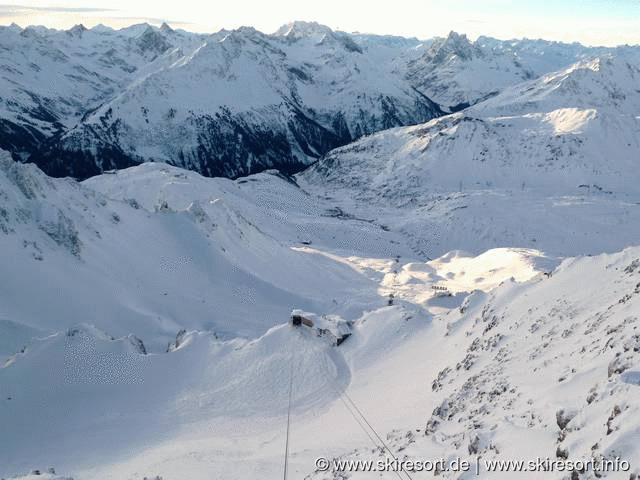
top-left (36, 23), bottom-right (442, 179)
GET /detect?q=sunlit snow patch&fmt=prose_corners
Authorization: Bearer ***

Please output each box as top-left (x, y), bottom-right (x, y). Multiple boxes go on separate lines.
top-left (381, 247), bottom-right (558, 304)
top-left (543, 107), bottom-right (596, 135)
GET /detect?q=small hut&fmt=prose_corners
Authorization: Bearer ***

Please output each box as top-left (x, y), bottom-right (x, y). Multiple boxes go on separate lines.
top-left (290, 309), bottom-right (352, 346)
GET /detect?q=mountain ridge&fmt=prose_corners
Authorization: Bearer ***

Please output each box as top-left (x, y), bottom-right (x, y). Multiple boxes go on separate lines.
top-left (0, 21), bottom-right (626, 180)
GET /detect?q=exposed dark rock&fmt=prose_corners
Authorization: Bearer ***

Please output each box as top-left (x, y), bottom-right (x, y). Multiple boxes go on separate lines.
top-left (556, 408), bottom-right (577, 430)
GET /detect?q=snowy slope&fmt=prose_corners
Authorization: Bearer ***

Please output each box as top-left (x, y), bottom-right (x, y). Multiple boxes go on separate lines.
top-left (0, 151), bottom-right (390, 356)
top-left (299, 55), bottom-right (640, 258)
top-left (3, 233), bottom-right (639, 479)
top-left (1, 148), bottom-right (639, 479)
top-left (302, 247), bottom-right (640, 480)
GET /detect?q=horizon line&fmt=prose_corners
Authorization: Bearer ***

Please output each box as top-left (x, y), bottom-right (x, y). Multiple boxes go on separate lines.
top-left (2, 19), bottom-right (638, 48)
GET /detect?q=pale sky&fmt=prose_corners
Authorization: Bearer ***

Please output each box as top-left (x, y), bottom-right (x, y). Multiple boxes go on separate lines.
top-left (0, 0), bottom-right (638, 46)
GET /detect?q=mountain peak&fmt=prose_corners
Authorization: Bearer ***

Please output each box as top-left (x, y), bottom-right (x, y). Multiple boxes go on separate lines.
top-left (160, 22), bottom-right (174, 34)
top-left (274, 21), bottom-right (362, 52)
top-left (136, 26), bottom-right (171, 54)
top-left (427, 31), bottom-right (476, 62)
top-left (118, 22), bottom-right (154, 38)
top-left (274, 21), bottom-right (334, 40)
top-left (68, 24), bottom-right (87, 37)
top-left (90, 23), bottom-right (113, 34)
top-left (220, 25), bottom-right (267, 45)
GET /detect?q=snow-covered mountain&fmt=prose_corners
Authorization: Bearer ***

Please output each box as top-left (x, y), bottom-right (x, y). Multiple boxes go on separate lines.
top-left (0, 21), bottom-right (443, 179)
top-left (1, 153), bottom-right (639, 479)
top-left (407, 31), bottom-right (615, 110)
top-left (304, 55), bottom-right (640, 196)
top-left (0, 149), bottom-right (397, 350)
top-left (35, 22), bottom-right (445, 179)
top-left (2, 21), bottom-right (640, 480)
top-left (1, 22), bottom-right (628, 179)
top-left (0, 23), bottom-right (203, 161)
top-left (300, 54), bottom-right (640, 257)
